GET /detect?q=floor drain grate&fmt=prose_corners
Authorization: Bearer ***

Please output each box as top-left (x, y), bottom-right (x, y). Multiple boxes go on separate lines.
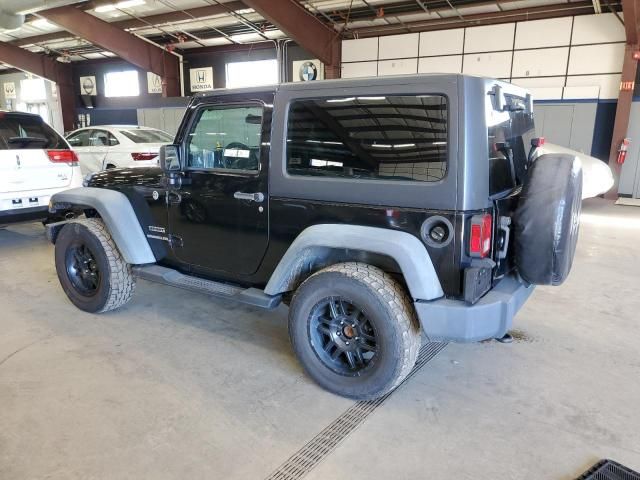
top-left (577, 459), bottom-right (640, 480)
top-left (265, 342), bottom-right (448, 480)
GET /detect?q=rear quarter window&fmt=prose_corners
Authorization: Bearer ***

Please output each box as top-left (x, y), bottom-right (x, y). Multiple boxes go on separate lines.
top-left (0, 113), bottom-right (66, 150)
top-left (286, 95), bottom-right (448, 183)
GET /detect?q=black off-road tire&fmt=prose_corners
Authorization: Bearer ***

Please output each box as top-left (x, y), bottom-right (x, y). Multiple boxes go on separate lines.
top-left (55, 218), bottom-right (135, 313)
top-left (289, 262), bottom-right (421, 400)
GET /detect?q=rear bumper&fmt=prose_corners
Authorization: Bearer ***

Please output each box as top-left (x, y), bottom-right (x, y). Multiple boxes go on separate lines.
top-left (0, 205), bottom-right (48, 225)
top-left (414, 274), bottom-right (535, 342)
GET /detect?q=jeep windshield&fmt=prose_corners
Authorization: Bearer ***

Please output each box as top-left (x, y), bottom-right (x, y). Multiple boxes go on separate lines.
top-left (487, 94), bottom-right (536, 196)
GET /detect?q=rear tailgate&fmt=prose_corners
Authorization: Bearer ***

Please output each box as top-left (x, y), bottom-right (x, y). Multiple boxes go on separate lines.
top-left (0, 112), bottom-right (74, 204)
top-left (0, 149), bottom-right (73, 194)
top-left (487, 88), bottom-right (536, 279)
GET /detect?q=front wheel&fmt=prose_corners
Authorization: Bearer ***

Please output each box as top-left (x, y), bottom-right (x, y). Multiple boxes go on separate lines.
top-left (54, 218), bottom-right (135, 313)
top-left (289, 263), bottom-right (421, 400)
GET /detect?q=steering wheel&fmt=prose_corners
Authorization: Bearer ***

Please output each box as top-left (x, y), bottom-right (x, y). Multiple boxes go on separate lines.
top-left (223, 142), bottom-right (259, 170)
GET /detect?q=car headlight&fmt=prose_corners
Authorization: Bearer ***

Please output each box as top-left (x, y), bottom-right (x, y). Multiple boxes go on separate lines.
top-left (83, 172), bottom-right (96, 187)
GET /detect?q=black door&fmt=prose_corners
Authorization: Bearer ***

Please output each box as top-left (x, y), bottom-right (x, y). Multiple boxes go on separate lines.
top-left (167, 102), bottom-right (271, 276)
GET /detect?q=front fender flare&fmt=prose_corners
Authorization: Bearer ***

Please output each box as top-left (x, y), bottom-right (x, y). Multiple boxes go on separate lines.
top-left (264, 224), bottom-right (444, 301)
top-left (49, 187), bottom-right (155, 265)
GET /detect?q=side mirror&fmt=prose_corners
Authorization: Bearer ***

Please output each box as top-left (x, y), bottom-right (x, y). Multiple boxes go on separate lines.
top-left (160, 144), bottom-right (181, 172)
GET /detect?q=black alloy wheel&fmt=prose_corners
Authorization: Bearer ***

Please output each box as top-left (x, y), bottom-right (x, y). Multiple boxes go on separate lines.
top-left (288, 263), bottom-right (421, 400)
top-left (65, 243), bottom-right (101, 295)
top-left (309, 297), bottom-right (378, 376)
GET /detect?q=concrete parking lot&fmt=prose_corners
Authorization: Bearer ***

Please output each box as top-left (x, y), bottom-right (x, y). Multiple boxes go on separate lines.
top-left (1, 198), bottom-right (639, 480)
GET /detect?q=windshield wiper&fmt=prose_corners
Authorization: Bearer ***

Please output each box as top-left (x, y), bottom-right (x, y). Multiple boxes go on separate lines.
top-left (7, 136), bottom-right (49, 148)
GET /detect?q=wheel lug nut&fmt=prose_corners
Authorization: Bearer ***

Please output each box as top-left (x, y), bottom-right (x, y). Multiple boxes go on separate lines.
top-left (346, 341), bottom-right (350, 345)
top-left (351, 323), bottom-right (356, 328)
top-left (337, 331), bottom-right (341, 336)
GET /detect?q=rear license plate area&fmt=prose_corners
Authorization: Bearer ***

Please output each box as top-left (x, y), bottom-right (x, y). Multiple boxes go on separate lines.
top-left (10, 197), bottom-right (38, 209)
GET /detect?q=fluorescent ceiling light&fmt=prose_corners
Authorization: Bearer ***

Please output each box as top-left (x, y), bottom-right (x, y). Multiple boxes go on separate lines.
top-left (394, 143), bottom-right (416, 148)
top-left (326, 97), bottom-right (355, 103)
top-left (117, 0), bottom-right (146, 7)
top-left (370, 144), bottom-right (392, 148)
top-left (95, 0), bottom-right (145, 13)
top-left (357, 96), bottom-right (386, 101)
top-left (94, 4), bottom-right (116, 12)
top-left (32, 19), bottom-right (54, 29)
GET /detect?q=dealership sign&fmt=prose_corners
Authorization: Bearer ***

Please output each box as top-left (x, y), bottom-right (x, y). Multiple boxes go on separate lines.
top-left (79, 76), bottom-right (97, 96)
top-left (189, 67), bottom-right (214, 92)
top-left (3, 82), bottom-right (16, 99)
top-left (147, 72), bottom-right (163, 94)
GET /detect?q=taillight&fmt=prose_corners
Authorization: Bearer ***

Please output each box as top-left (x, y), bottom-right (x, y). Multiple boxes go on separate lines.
top-left (469, 213), bottom-right (493, 258)
top-left (48, 149), bottom-right (78, 166)
top-left (131, 152), bottom-right (158, 161)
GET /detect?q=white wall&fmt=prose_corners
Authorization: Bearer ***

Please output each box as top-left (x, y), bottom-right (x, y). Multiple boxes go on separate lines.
top-left (341, 13), bottom-right (625, 101)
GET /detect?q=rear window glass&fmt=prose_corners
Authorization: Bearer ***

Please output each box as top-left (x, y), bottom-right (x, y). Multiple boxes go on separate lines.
top-left (120, 129), bottom-right (173, 144)
top-left (0, 113), bottom-right (66, 150)
top-left (286, 95), bottom-right (448, 182)
top-left (488, 95), bottom-right (536, 195)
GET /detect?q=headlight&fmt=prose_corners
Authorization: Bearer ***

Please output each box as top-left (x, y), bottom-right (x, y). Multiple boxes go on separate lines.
top-left (83, 172), bottom-right (96, 187)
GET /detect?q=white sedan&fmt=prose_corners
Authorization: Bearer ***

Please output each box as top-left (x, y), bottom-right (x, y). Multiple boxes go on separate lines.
top-left (65, 125), bottom-right (174, 174)
top-left (535, 142), bottom-right (614, 199)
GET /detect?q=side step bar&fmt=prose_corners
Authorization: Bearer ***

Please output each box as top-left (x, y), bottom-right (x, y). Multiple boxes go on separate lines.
top-left (132, 265), bottom-right (281, 309)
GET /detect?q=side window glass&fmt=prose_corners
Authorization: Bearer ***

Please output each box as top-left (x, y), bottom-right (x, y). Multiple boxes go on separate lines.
top-left (108, 132), bottom-right (119, 146)
top-left (186, 105), bottom-right (262, 171)
top-left (90, 130), bottom-right (109, 147)
top-left (67, 130), bottom-right (91, 147)
top-left (286, 95), bottom-right (448, 183)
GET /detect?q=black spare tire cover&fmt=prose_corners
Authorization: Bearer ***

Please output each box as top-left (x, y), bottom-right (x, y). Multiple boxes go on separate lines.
top-left (514, 153), bottom-right (582, 286)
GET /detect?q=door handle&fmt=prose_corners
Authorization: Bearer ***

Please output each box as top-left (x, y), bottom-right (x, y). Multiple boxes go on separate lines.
top-left (234, 191), bottom-right (265, 203)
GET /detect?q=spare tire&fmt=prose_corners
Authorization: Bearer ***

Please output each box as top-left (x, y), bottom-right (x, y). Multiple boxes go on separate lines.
top-left (514, 153), bottom-right (582, 285)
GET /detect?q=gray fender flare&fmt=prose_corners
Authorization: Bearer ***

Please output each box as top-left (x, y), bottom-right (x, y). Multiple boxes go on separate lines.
top-left (264, 224), bottom-right (444, 300)
top-left (49, 187), bottom-right (155, 265)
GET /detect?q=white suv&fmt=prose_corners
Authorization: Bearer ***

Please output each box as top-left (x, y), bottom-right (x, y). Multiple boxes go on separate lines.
top-left (0, 111), bottom-right (82, 225)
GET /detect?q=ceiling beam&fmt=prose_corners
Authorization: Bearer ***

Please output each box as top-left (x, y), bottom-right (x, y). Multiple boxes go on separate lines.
top-left (105, 1), bottom-right (246, 31)
top-left (37, 4), bottom-right (180, 96)
top-left (241, 0), bottom-right (341, 78)
top-left (10, 1), bottom-right (246, 48)
top-left (0, 41), bottom-right (75, 131)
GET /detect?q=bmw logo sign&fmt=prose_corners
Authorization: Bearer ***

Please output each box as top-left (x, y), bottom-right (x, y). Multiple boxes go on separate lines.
top-left (152, 190), bottom-right (160, 201)
top-left (299, 61), bottom-right (318, 81)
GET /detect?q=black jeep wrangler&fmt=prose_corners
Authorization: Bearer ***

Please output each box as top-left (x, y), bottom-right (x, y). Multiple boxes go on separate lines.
top-left (47, 74), bottom-right (582, 400)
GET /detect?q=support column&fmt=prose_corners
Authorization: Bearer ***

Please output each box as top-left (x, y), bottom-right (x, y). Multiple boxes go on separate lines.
top-left (0, 41), bottom-right (76, 131)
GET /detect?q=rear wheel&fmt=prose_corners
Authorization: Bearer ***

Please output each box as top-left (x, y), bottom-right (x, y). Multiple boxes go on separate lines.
top-left (289, 263), bottom-right (421, 400)
top-left (54, 218), bottom-right (135, 313)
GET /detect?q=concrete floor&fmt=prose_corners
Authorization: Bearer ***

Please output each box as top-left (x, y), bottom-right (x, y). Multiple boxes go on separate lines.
top-left (1, 198), bottom-right (639, 480)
